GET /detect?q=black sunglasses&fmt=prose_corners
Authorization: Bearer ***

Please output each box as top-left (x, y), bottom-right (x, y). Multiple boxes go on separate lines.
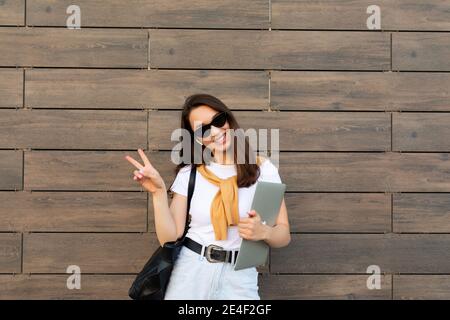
top-left (193, 111), bottom-right (228, 138)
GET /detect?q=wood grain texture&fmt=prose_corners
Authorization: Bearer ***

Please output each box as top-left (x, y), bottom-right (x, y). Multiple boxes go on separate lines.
top-left (0, 150), bottom-right (23, 190)
top-left (24, 151), bottom-right (175, 191)
top-left (0, 28), bottom-right (147, 68)
top-left (394, 275), bottom-right (450, 300)
top-left (0, 233), bottom-right (21, 273)
top-left (0, 69), bottom-right (23, 108)
top-left (0, 274), bottom-right (134, 300)
top-left (0, 192), bottom-right (147, 232)
top-left (279, 152), bottom-right (450, 192)
top-left (382, 0), bottom-right (450, 31)
top-left (271, 71), bottom-right (450, 111)
top-left (0, 109), bottom-right (147, 149)
top-left (27, 0), bottom-right (268, 28)
top-left (272, 0), bottom-right (450, 31)
top-left (1, 0), bottom-right (449, 300)
top-left (23, 233), bottom-right (159, 273)
top-left (393, 112), bottom-right (450, 151)
top-left (393, 193), bottom-right (450, 233)
top-left (149, 30), bottom-right (390, 70)
top-left (272, 234), bottom-right (388, 274)
top-left (259, 274), bottom-right (391, 300)
top-left (272, 0), bottom-right (374, 30)
top-left (271, 234), bottom-right (450, 273)
top-left (25, 69), bottom-right (268, 109)
top-left (149, 110), bottom-right (390, 151)
top-left (393, 33), bottom-right (450, 71)
top-left (285, 193), bottom-right (391, 233)
top-left (0, 0), bottom-right (24, 26)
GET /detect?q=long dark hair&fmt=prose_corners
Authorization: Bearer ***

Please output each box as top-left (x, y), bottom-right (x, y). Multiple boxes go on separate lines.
top-left (174, 93), bottom-right (260, 188)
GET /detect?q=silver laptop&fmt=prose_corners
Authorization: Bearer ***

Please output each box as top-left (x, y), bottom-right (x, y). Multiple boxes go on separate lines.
top-left (234, 181), bottom-right (286, 271)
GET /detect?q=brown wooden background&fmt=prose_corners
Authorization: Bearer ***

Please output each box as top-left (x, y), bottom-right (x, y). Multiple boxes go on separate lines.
top-left (0, 0), bottom-right (449, 300)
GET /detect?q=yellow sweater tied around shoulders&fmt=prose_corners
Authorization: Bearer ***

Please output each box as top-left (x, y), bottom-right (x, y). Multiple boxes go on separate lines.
top-left (197, 165), bottom-right (239, 240)
top-left (197, 156), bottom-right (262, 240)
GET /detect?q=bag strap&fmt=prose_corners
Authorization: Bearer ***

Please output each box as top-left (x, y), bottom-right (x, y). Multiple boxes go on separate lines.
top-left (181, 165), bottom-right (197, 238)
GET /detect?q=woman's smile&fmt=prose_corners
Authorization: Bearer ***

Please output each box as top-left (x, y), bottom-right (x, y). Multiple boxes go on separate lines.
top-left (213, 130), bottom-right (227, 145)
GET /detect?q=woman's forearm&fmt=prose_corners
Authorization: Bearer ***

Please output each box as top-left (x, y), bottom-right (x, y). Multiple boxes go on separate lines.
top-left (263, 224), bottom-right (291, 248)
top-left (152, 188), bottom-right (178, 246)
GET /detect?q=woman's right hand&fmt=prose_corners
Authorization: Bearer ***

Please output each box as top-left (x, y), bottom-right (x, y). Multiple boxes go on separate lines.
top-left (125, 148), bottom-right (166, 194)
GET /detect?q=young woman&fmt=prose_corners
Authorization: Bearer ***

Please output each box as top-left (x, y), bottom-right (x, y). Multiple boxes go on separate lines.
top-left (125, 94), bottom-right (290, 300)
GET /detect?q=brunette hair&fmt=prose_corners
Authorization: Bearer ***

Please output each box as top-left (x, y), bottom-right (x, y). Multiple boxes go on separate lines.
top-left (174, 93), bottom-right (260, 188)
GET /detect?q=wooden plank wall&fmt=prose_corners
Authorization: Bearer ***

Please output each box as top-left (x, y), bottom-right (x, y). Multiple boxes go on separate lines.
top-left (0, 0), bottom-right (449, 300)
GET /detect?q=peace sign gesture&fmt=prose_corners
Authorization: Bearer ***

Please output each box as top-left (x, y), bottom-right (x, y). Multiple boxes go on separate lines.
top-left (125, 148), bottom-right (166, 194)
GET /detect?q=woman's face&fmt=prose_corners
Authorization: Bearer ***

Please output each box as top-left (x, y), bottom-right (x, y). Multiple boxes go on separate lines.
top-left (188, 105), bottom-right (232, 154)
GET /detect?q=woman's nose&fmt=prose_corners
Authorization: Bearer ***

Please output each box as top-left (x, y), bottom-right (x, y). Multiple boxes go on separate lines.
top-left (210, 126), bottom-right (222, 137)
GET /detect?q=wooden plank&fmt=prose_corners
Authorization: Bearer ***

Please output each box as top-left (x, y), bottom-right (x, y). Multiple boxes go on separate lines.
top-left (386, 72), bottom-right (450, 111)
top-left (0, 275), bottom-right (134, 300)
top-left (23, 233), bottom-right (159, 273)
top-left (272, 0), bottom-right (374, 30)
top-left (272, 71), bottom-right (391, 111)
top-left (393, 193), bottom-right (450, 233)
top-left (0, 150), bottom-right (22, 190)
top-left (149, 30), bottom-right (390, 70)
top-left (393, 33), bottom-right (450, 71)
top-left (272, 0), bottom-right (450, 31)
top-left (0, 192), bottom-right (147, 232)
top-left (0, 69), bottom-right (22, 108)
top-left (383, 0), bottom-right (450, 31)
top-left (259, 274), bottom-right (391, 300)
top-left (0, 233), bottom-right (21, 273)
top-left (285, 193), bottom-right (391, 233)
top-left (394, 275), bottom-right (450, 300)
top-left (271, 234), bottom-right (450, 273)
top-left (271, 71), bottom-right (450, 111)
top-left (279, 152), bottom-right (450, 192)
top-left (27, 0), bottom-right (268, 28)
top-left (25, 69), bottom-right (268, 110)
top-left (0, 28), bottom-right (147, 68)
top-left (149, 110), bottom-right (390, 151)
top-left (0, 0), bottom-right (24, 25)
top-left (393, 112), bottom-right (450, 151)
top-left (24, 151), bottom-right (175, 191)
top-left (237, 111), bottom-right (390, 151)
top-left (271, 234), bottom-right (389, 273)
top-left (0, 109), bottom-right (147, 149)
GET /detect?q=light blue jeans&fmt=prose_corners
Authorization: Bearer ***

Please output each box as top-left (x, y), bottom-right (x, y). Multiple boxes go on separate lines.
top-left (164, 245), bottom-right (260, 300)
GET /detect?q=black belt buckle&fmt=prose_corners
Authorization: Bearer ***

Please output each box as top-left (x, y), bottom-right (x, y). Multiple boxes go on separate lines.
top-left (205, 244), bottom-right (229, 263)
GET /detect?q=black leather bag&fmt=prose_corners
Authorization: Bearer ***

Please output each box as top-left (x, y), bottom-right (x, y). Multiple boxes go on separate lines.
top-left (128, 166), bottom-right (197, 300)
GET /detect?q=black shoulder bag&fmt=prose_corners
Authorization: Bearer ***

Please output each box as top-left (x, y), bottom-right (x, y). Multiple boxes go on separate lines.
top-left (128, 166), bottom-right (197, 300)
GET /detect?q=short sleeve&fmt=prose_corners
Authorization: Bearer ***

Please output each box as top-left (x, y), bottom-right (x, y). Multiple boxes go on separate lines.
top-left (259, 158), bottom-right (282, 183)
top-left (169, 165), bottom-right (192, 197)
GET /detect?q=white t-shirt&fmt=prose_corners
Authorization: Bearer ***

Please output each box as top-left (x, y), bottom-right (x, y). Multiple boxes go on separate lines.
top-left (169, 158), bottom-right (282, 250)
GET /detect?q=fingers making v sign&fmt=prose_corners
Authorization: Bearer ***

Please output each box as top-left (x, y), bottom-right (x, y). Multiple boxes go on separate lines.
top-left (125, 148), bottom-right (165, 194)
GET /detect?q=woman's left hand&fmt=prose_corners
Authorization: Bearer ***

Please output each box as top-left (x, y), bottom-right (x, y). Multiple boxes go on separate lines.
top-left (238, 210), bottom-right (271, 241)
